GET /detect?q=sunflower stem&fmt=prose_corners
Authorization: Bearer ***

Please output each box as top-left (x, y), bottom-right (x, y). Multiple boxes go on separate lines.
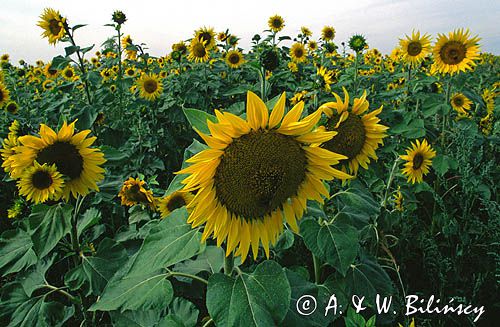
top-left (312, 255), bottom-right (321, 284)
top-left (43, 284), bottom-right (81, 305)
top-left (224, 253), bottom-right (234, 275)
top-left (116, 24), bottom-right (123, 115)
top-left (201, 318), bottom-right (214, 327)
top-left (259, 66), bottom-right (266, 101)
top-left (63, 24), bottom-right (92, 105)
top-left (70, 195), bottom-right (85, 265)
top-left (382, 156), bottom-right (400, 208)
top-left (166, 271), bottom-right (208, 285)
top-left (353, 52), bottom-right (359, 94)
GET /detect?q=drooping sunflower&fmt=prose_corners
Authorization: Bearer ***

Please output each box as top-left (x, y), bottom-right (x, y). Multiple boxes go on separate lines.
top-left (195, 27), bottom-right (216, 50)
top-left (432, 29), bottom-right (480, 75)
top-left (158, 191), bottom-right (195, 218)
top-left (172, 42), bottom-right (187, 55)
top-left (399, 31), bottom-right (432, 66)
top-left (319, 88), bottom-right (388, 177)
top-left (321, 26), bottom-right (335, 41)
top-left (400, 139), bottom-right (436, 184)
top-left (450, 93), bottom-right (473, 115)
top-left (268, 15), bottom-right (285, 33)
top-left (225, 49), bottom-right (245, 69)
top-left (301, 26), bottom-right (312, 37)
top-left (176, 91), bottom-right (351, 261)
top-left (136, 73), bottom-right (163, 101)
top-left (0, 83), bottom-right (11, 107)
top-left (11, 121), bottom-right (106, 200)
top-left (17, 161), bottom-right (65, 204)
top-left (37, 8), bottom-right (66, 45)
top-left (118, 177), bottom-right (155, 208)
top-left (188, 38), bottom-right (210, 63)
top-left (62, 66), bottom-right (76, 80)
top-left (290, 43), bottom-right (307, 63)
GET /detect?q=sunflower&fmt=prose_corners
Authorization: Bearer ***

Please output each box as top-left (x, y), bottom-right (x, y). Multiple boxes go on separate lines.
top-left (290, 43), bottom-right (307, 63)
top-left (319, 88), bottom-right (388, 177)
top-left (158, 191), bottom-right (195, 218)
top-left (121, 35), bottom-right (137, 60)
top-left (450, 93), bottom-right (473, 115)
top-left (1, 133), bottom-right (19, 173)
top-left (5, 101), bottom-right (19, 114)
top-left (37, 8), bottom-right (66, 45)
top-left (225, 50), bottom-right (245, 68)
top-left (176, 91), bottom-right (351, 261)
top-left (301, 26), bottom-right (312, 37)
top-left (308, 40), bottom-right (318, 52)
top-left (44, 63), bottom-right (59, 78)
top-left (11, 121), bottom-right (106, 200)
top-left (195, 27), bottom-right (216, 50)
top-left (125, 67), bottom-right (136, 77)
top-left (188, 38), bottom-right (210, 63)
top-left (1, 54), bottom-right (9, 62)
top-left (0, 83), bottom-right (11, 107)
top-left (393, 186), bottom-right (403, 212)
top-left (432, 29), bottom-right (480, 75)
top-left (42, 80), bottom-right (55, 91)
top-left (321, 26), bottom-right (335, 41)
top-left (118, 177), bottom-right (155, 208)
top-left (17, 161), bottom-right (64, 203)
top-left (136, 73), bottom-right (163, 101)
top-left (62, 66), bottom-right (76, 80)
top-left (172, 42), bottom-right (187, 55)
top-left (400, 139), bottom-right (436, 184)
top-left (288, 61), bottom-right (298, 73)
top-left (316, 66), bottom-right (335, 91)
top-left (268, 15), bottom-right (285, 33)
top-left (399, 31), bottom-right (432, 66)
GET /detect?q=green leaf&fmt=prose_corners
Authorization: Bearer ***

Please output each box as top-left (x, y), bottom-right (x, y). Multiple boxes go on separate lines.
top-left (28, 204), bottom-right (73, 258)
top-left (128, 206), bottom-right (151, 224)
top-left (77, 207), bottom-right (101, 238)
top-left (163, 297), bottom-right (199, 327)
top-left (432, 154), bottom-right (458, 176)
top-left (206, 260), bottom-right (291, 327)
top-left (126, 208), bottom-right (205, 276)
top-left (0, 283), bottom-right (29, 324)
top-left (183, 108), bottom-right (217, 135)
top-left (72, 24), bottom-right (87, 31)
top-left (81, 238), bottom-right (128, 295)
top-left (335, 185), bottom-right (380, 217)
top-left (282, 269), bottom-right (338, 326)
top-left (301, 219), bottom-right (359, 276)
top-left (50, 55), bottom-right (71, 69)
top-left (89, 272), bottom-right (172, 312)
top-left (0, 229), bottom-right (37, 276)
top-left (64, 45), bottom-right (80, 57)
top-left (110, 310), bottom-right (162, 327)
top-left (7, 296), bottom-right (74, 327)
top-left (102, 145), bottom-right (128, 162)
top-left (345, 254), bottom-right (395, 307)
top-left (18, 256), bottom-right (55, 296)
top-left (174, 246), bottom-right (225, 277)
top-left (74, 105), bottom-right (97, 130)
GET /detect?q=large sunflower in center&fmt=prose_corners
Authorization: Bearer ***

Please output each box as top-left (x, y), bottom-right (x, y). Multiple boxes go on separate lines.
top-left (319, 88), bottom-right (388, 177)
top-left (177, 91), bottom-right (351, 261)
top-left (10, 121), bottom-right (106, 200)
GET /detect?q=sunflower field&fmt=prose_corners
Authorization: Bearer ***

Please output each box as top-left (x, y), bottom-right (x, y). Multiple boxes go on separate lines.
top-left (0, 8), bottom-right (499, 327)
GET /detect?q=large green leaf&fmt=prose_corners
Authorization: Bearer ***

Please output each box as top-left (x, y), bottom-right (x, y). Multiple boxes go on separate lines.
top-left (0, 283), bottom-right (29, 324)
top-left (110, 310), bottom-right (162, 327)
top-left (28, 204), bottom-right (73, 258)
top-left (183, 108), bottom-right (217, 134)
top-left (206, 260), bottom-right (291, 327)
top-left (173, 246), bottom-right (225, 277)
top-left (127, 208), bottom-right (204, 276)
top-left (0, 229), bottom-right (37, 276)
top-left (77, 207), bottom-right (101, 238)
top-left (7, 294), bottom-right (74, 327)
top-left (18, 256), bottom-right (55, 296)
top-left (162, 297), bottom-right (199, 327)
top-left (301, 218), bottom-right (359, 276)
top-left (282, 269), bottom-right (338, 326)
top-left (89, 272), bottom-right (173, 312)
top-left (81, 238), bottom-right (128, 295)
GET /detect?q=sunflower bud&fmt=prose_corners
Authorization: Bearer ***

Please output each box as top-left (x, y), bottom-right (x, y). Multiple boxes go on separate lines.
top-left (349, 34), bottom-right (368, 53)
top-left (112, 10), bottom-right (127, 25)
top-left (260, 48), bottom-right (280, 71)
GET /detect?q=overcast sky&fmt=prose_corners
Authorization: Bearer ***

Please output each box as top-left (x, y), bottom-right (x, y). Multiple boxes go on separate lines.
top-left (1, 0), bottom-right (499, 63)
